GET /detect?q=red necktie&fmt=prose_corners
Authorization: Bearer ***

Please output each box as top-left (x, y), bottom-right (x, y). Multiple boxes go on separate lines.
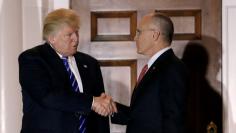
top-left (137, 64), bottom-right (148, 84)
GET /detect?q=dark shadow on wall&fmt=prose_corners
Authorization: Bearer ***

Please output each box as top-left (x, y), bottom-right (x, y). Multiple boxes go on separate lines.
top-left (182, 40), bottom-right (222, 133)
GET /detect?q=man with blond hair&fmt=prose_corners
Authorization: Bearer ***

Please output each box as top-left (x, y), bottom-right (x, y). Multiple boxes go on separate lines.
top-left (19, 8), bottom-right (116, 133)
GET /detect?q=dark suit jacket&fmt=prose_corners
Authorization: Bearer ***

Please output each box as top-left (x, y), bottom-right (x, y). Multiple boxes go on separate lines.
top-left (111, 49), bottom-right (188, 133)
top-left (18, 43), bottom-right (109, 133)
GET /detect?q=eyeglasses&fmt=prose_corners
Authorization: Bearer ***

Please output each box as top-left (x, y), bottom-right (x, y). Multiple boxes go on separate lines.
top-left (135, 29), bottom-right (158, 37)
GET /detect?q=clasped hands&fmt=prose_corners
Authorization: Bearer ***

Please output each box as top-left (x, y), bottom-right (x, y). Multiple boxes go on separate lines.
top-left (92, 93), bottom-right (117, 117)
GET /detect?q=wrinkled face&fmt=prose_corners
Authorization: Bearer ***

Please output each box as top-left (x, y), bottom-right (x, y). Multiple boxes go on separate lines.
top-left (50, 25), bottom-right (79, 56)
top-left (134, 15), bottom-right (161, 56)
top-left (134, 16), bottom-right (155, 55)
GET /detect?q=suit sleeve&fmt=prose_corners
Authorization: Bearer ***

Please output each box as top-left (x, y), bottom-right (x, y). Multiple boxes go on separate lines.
top-left (18, 53), bottom-right (93, 114)
top-left (86, 58), bottom-right (110, 133)
top-left (110, 102), bottom-right (130, 125)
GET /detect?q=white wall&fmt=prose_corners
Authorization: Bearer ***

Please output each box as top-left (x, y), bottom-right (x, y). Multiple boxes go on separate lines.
top-left (222, 0), bottom-right (236, 133)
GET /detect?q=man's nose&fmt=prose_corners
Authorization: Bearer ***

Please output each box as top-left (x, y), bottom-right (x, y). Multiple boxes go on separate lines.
top-left (71, 31), bottom-right (79, 40)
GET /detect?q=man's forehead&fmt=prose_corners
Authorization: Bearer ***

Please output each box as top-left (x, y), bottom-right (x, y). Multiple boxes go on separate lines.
top-left (139, 17), bottom-right (152, 28)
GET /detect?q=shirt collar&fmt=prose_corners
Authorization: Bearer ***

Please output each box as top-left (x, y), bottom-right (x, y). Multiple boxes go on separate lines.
top-left (147, 47), bottom-right (171, 68)
top-left (49, 43), bottom-right (73, 61)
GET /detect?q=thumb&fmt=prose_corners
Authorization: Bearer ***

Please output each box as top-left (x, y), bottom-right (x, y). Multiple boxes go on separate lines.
top-left (100, 92), bottom-right (106, 98)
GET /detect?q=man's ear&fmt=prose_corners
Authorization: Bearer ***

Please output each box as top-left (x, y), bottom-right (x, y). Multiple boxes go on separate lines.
top-left (47, 35), bottom-right (55, 44)
top-left (153, 31), bottom-right (160, 41)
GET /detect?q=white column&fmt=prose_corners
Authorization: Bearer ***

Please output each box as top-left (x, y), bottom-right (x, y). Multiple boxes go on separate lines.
top-left (0, 0), bottom-right (3, 131)
top-left (0, 0), bottom-right (54, 132)
top-left (21, 0), bottom-right (68, 50)
top-left (22, 0), bottom-right (44, 50)
top-left (222, 0), bottom-right (236, 133)
top-left (0, 0), bottom-right (23, 133)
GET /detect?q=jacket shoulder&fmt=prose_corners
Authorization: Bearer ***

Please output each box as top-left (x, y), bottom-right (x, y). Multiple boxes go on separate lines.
top-left (75, 52), bottom-right (98, 63)
top-left (18, 43), bottom-right (46, 59)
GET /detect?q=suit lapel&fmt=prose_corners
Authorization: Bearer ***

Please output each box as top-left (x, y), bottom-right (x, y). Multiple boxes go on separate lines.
top-left (131, 49), bottom-right (174, 106)
top-left (73, 53), bottom-right (91, 94)
top-left (42, 44), bottom-right (92, 94)
top-left (130, 63), bottom-right (158, 106)
top-left (40, 43), bottom-right (70, 88)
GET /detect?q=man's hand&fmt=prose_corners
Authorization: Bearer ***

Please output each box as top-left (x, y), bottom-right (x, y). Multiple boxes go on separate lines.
top-left (92, 93), bottom-right (117, 116)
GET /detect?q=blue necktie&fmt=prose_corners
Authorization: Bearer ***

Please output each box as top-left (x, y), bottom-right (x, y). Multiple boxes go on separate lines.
top-left (62, 57), bottom-right (87, 133)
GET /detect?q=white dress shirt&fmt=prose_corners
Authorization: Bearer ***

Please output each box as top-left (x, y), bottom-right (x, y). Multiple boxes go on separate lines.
top-left (147, 47), bottom-right (171, 69)
top-left (50, 45), bottom-right (84, 93)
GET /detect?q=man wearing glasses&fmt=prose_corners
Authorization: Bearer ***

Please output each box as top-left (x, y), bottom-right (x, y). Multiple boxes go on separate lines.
top-left (111, 12), bottom-right (188, 133)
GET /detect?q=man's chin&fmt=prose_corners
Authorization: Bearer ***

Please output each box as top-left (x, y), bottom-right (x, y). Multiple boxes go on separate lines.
top-left (69, 50), bottom-right (77, 56)
top-left (72, 50), bottom-right (77, 54)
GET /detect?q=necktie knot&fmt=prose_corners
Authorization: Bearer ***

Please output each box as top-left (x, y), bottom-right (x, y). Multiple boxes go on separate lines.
top-left (137, 64), bottom-right (148, 84)
top-left (61, 56), bottom-right (68, 61)
top-left (61, 56), bottom-right (70, 67)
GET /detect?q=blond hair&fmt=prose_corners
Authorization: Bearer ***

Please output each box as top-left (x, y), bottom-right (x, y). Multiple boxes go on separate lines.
top-left (43, 8), bottom-right (80, 40)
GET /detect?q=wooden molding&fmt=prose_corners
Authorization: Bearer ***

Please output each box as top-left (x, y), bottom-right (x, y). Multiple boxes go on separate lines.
top-left (156, 9), bottom-right (201, 40)
top-left (99, 59), bottom-right (137, 90)
top-left (91, 11), bottom-right (137, 41)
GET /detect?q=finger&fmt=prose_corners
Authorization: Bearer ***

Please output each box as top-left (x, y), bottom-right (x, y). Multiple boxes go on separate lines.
top-left (109, 103), bottom-right (114, 114)
top-left (96, 106), bottom-right (105, 116)
top-left (105, 104), bottom-right (112, 116)
top-left (105, 97), bottom-right (114, 115)
top-left (103, 103), bottom-right (111, 115)
top-left (99, 104), bottom-right (110, 116)
top-left (111, 101), bottom-right (118, 113)
top-left (100, 92), bottom-right (106, 98)
top-left (100, 107), bottom-right (109, 117)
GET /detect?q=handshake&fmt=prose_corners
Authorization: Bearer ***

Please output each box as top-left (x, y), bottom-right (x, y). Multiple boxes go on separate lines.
top-left (92, 93), bottom-right (117, 117)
